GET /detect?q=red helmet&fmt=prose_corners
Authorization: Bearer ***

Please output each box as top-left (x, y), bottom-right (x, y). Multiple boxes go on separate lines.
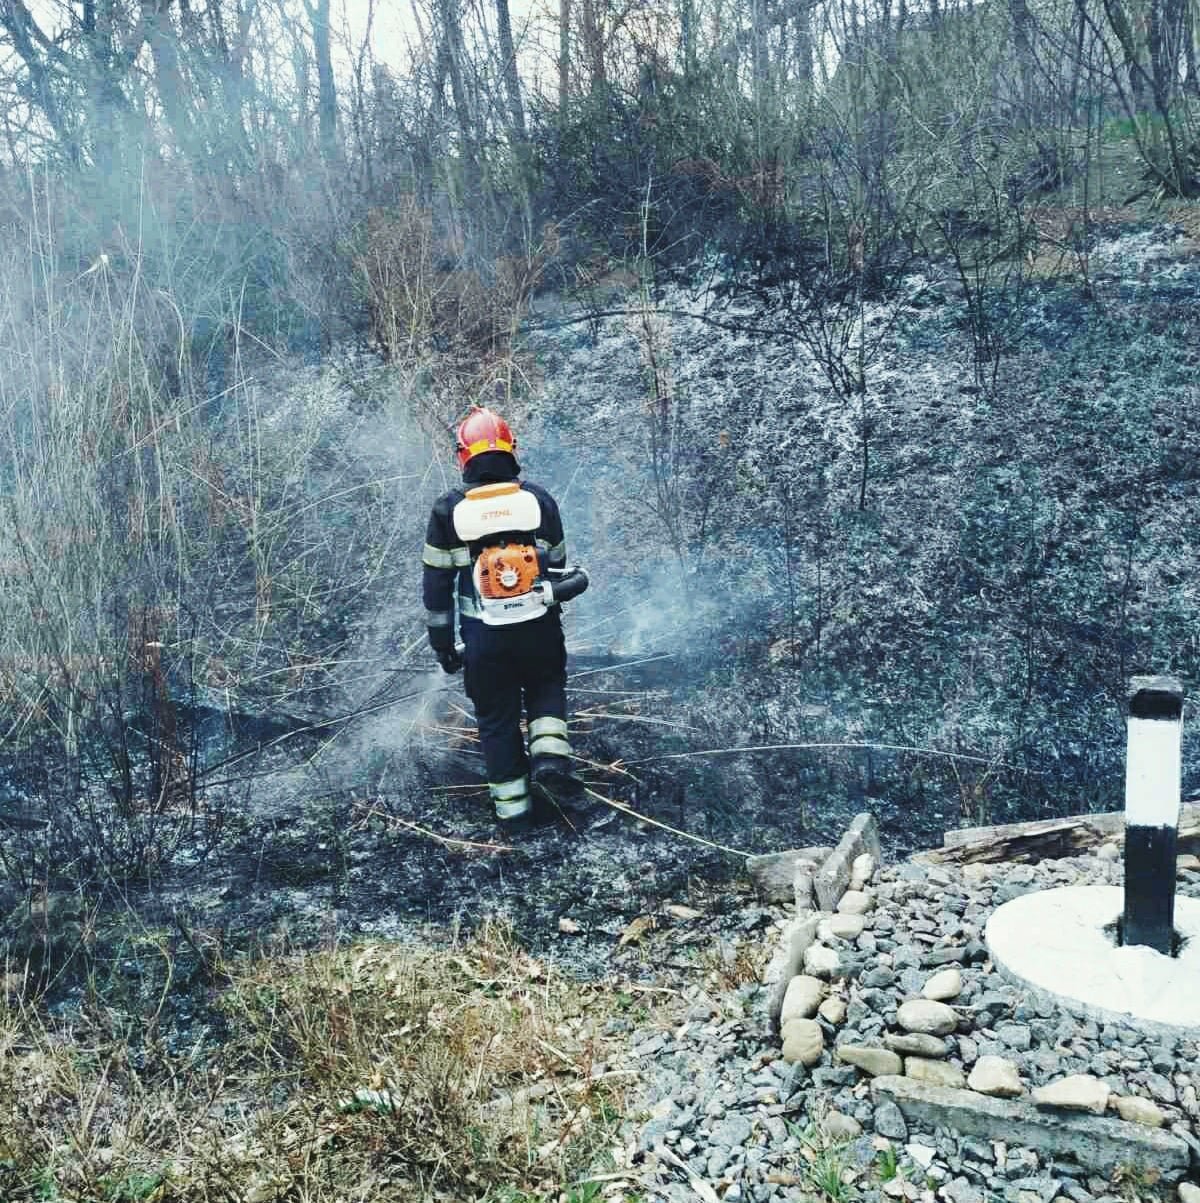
top-left (455, 406), bottom-right (516, 469)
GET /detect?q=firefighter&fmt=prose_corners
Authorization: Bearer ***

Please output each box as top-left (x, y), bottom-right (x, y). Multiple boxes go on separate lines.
top-left (422, 406), bottom-right (589, 827)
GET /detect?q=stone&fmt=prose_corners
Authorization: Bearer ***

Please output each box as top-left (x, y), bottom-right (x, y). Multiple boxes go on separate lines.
top-left (815, 813), bottom-right (882, 911)
top-left (1178, 1183), bottom-right (1200, 1203)
top-left (838, 890), bottom-right (875, 915)
top-left (1032, 1076), bottom-right (1110, 1116)
top-left (1144, 1072), bottom-right (1177, 1104)
top-left (1096, 843), bottom-right (1120, 862)
top-left (976, 990), bottom-right (1014, 1014)
top-left (819, 996), bottom-right (848, 1025)
top-left (897, 999), bottom-right (959, 1036)
top-left (874, 1099), bottom-right (909, 1141)
top-left (964, 939), bottom-right (989, 963)
top-left (780, 974), bottom-right (826, 1023)
top-left (907, 1141), bottom-right (938, 1169)
top-left (813, 1065), bottom-right (857, 1089)
top-left (765, 913), bottom-right (822, 1032)
top-left (1114, 1096), bottom-right (1165, 1128)
top-left (822, 913), bottom-right (868, 941)
top-left (837, 1045), bottom-right (904, 1077)
top-left (851, 852), bottom-right (877, 890)
top-left (1007, 1175), bottom-right (1061, 1203)
top-left (781, 1061), bottom-right (808, 1100)
top-left (940, 1177), bottom-right (986, 1203)
top-left (996, 1024), bottom-right (1033, 1052)
top-left (863, 966), bottom-right (897, 989)
top-left (710, 1114), bottom-right (753, 1147)
top-left (886, 1033), bottom-right (950, 1058)
top-left (968, 1056), bottom-right (1024, 1099)
top-left (747, 846), bottom-right (831, 904)
top-left (906, 1057), bottom-right (966, 1088)
top-left (1173, 1123), bottom-right (1200, 1168)
top-left (923, 968), bottom-right (963, 1002)
top-left (870, 1076), bottom-right (1190, 1181)
top-left (924, 945), bottom-right (969, 966)
top-left (804, 943), bottom-right (841, 979)
top-left (823, 1111), bottom-right (864, 1140)
top-left (782, 1018), bottom-right (824, 1067)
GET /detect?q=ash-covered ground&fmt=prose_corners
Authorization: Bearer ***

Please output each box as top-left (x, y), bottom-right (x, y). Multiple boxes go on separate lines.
top-left (149, 643), bottom-right (955, 990)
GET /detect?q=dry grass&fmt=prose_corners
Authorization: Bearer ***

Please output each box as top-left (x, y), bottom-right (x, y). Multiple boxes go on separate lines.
top-left (1023, 198), bottom-right (1200, 278)
top-left (356, 201), bottom-right (550, 415)
top-left (0, 921), bottom-right (630, 1202)
top-left (1160, 201), bottom-right (1200, 243)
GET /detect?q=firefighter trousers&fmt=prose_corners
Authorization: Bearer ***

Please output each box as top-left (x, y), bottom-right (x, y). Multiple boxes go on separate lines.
top-left (461, 613), bottom-right (571, 819)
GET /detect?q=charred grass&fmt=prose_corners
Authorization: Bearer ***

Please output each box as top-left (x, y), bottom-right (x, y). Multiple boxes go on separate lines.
top-left (0, 920), bottom-right (634, 1203)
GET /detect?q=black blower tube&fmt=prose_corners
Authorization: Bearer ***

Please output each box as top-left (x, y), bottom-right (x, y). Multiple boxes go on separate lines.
top-left (548, 566), bottom-right (589, 603)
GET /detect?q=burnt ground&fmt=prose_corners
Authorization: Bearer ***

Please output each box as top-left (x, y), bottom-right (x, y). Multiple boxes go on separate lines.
top-left (0, 645), bottom-right (953, 1057)
top-left (131, 649), bottom-right (951, 996)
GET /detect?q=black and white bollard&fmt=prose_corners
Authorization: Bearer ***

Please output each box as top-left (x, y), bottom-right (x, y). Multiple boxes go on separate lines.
top-left (1122, 675), bottom-right (1185, 955)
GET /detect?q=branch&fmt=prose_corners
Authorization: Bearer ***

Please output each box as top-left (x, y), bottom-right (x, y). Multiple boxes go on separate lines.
top-left (720, 0), bottom-right (820, 63)
top-left (0, 0), bottom-right (76, 152)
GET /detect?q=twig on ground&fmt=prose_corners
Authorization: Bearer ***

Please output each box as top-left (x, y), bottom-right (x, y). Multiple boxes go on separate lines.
top-left (567, 654), bottom-right (674, 681)
top-left (573, 711), bottom-right (694, 730)
top-left (356, 806), bottom-right (511, 853)
top-left (656, 1142), bottom-right (722, 1202)
top-left (623, 740), bottom-right (1040, 773)
top-left (582, 788), bottom-right (748, 858)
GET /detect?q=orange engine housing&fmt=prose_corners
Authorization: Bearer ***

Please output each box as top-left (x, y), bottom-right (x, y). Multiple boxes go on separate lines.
top-left (476, 543), bottom-right (539, 599)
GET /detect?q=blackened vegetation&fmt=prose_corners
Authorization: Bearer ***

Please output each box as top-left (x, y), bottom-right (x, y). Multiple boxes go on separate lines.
top-left (533, 225), bottom-right (1200, 862)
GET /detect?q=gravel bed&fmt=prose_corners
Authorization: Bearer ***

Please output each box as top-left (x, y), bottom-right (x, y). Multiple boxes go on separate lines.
top-left (600, 850), bottom-right (1200, 1203)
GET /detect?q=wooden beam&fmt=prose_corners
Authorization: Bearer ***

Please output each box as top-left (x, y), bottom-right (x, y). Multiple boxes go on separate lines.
top-left (923, 804), bottom-right (1200, 865)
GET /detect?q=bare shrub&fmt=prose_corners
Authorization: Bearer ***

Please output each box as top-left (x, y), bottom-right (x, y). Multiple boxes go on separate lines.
top-left (356, 201), bottom-right (553, 414)
top-left (0, 190), bottom-right (414, 894)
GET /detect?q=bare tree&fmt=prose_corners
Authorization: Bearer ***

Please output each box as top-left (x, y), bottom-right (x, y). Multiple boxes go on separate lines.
top-left (1075, 0), bottom-right (1200, 195)
top-left (558, 0), bottom-right (571, 106)
top-left (494, 0), bottom-right (526, 142)
top-left (301, 0), bottom-right (338, 161)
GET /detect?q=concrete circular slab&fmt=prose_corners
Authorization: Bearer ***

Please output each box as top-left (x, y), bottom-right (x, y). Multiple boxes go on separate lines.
top-left (985, 885), bottom-right (1200, 1034)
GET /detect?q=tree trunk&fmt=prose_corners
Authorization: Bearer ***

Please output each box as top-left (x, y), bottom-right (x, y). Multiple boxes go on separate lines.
top-left (751, 0), bottom-right (768, 86)
top-left (558, 0), bottom-right (571, 107)
top-left (303, 0), bottom-right (337, 161)
top-left (210, 0), bottom-right (257, 168)
top-left (679, 0), bottom-right (697, 77)
top-left (494, 0), bottom-right (526, 141)
top-left (1185, 1), bottom-right (1200, 94)
top-left (1009, 0), bottom-right (1038, 125)
top-left (143, 0), bottom-right (195, 159)
top-left (436, 0), bottom-right (483, 228)
top-left (580, 0), bottom-right (605, 92)
top-left (793, 6), bottom-right (813, 86)
top-left (1151, 0), bottom-right (1187, 105)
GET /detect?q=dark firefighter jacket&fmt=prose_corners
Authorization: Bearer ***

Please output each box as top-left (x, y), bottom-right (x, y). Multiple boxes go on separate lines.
top-left (422, 478), bottom-right (568, 651)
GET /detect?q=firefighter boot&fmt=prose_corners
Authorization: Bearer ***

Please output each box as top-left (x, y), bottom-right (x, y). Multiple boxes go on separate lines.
top-left (530, 754), bottom-right (586, 813)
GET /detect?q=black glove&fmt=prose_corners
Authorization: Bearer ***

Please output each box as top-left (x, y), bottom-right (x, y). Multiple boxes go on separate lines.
top-left (436, 647), bottom-right (463, 675)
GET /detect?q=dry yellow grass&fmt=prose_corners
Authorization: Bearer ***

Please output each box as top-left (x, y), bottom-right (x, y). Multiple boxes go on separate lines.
top-left (1023, 200), bottom-right (1200, 278)
top-left (0, 921), bottom-right (630, 1202)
